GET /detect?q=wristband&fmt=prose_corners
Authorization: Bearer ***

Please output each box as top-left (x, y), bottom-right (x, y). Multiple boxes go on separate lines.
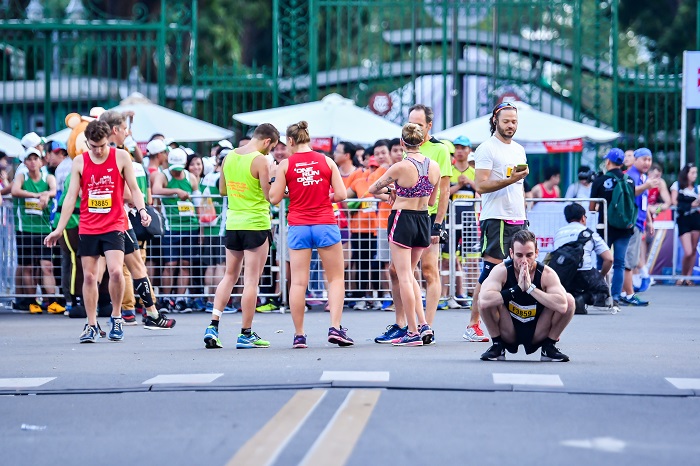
top-left (526, 283), bottom-right (536, 295)
top-left (500, 287), bottom-right (515, 303)
top-left (270, 177), bottom-right (276, 183)
top-left (139, 208), bottom-right (147, 215)
top-left (385, 187), bottom-right (392, 195)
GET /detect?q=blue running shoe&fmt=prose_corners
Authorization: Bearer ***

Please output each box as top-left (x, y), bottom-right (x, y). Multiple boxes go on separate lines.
top-left (108, 317), bottom-right (124, 341)
top-left (374, 324), bottom-right (408, 344)
top-left (236, 332), bottom-right (270, 349)
top-left (392, 332), bottom-right (423, 346)
top-left (204, 325), bottom-right (223, 349)
top-left (205, 302), bottom-right (214, 313)
top-left (192, 298), bottom-right (206, 312)
top-left (620, 294), bottom-right (649, 307)
top-left (79, 324), bottom-right (99, 343)
top-left (293, 334), bottom-right (308, 348)
top-left (437, 299), bottom-right (449, 310)
top-left (634, 277), bottom-right (651, 293)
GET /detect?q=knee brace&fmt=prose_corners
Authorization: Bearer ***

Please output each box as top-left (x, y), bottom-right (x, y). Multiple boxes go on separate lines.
top-left (478, 261), bottom-right (498, 284)
top-left (134, 277), bottom-right (155, 308)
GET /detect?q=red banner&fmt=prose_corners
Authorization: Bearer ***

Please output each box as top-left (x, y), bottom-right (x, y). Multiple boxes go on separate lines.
top-left (542, 139), bottom-right (584, 153)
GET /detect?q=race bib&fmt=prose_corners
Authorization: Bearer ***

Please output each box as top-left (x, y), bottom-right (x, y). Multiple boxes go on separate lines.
top-left (24, 198), bottom-right (42, 215)
top-left (360, 201), bottom-right (377, 213)
top-left (453, 192), bottom-right (474, 200)
top-left (508, 301), bottom-right (538, 323)
top-left (332, 202), bottom-right (340, 217)
top-left (88, 193), bottom-right (112, 214)
top-left (177, 200), bottom-right (195, 217)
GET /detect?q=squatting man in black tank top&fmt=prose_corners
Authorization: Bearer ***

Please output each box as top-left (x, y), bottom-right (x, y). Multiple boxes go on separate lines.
top-left (478, 230), bottom-right (575, 362)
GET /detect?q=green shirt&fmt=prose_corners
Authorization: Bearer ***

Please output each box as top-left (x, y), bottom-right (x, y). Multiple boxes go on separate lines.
top-left (161, 169), bottom-right (199, 232)
top-left (200, 171), bottom-right (225, 236)
top-left (15, 172), bottom-right (53, 234)
top-left (55, 172), bottom-right (80, 230)
top-left (133, 161), bottom-right (149, 205)
top-left (450, 165), bottom-right (476, 200)
top-left (223, 150), bottom-right (271, 231)
top-left (420, 137), bottom-right (452, 215)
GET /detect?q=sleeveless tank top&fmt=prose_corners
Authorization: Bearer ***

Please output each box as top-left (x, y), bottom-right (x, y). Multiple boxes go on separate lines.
top-left (79, 147), bottom-right (128, 235)
top-left (160, 169), bottom-right (199, 231)
top-left (16, 171), bottom-right (52, 234)
top-left (537, 183), bottom-right (558, 199)
top-left (285, 151), bottom-right (336, 226)
top-left (503, 259), bottom-right (545, 325)
top-left (395, 157), bottom-right (434, 199)
top-left (223, 150), bottom-right (270, 231)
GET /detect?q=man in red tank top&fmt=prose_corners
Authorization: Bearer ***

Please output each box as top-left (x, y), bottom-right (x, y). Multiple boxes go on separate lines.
top-left (530, 166), bottom-right (561, 199)
top-left (45, 120), bottom-right (152, 344)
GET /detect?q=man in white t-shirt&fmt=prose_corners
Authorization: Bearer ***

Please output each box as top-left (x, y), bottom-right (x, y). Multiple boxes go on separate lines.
top-left (464, 102), bottom-right (529, 343)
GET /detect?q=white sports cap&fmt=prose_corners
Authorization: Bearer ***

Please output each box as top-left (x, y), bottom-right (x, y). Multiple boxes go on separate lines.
top-left (146, 139), bottom-right (167, 155)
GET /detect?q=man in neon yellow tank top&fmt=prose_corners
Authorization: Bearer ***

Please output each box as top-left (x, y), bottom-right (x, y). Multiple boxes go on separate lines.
top-left (203, 123), bottom-right (280, 349)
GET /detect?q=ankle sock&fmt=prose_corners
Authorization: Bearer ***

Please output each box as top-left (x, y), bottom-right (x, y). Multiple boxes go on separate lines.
top-left (210, 320), bottom-right (219, 328)
top-left (241, 328), bottom-right (252, 336)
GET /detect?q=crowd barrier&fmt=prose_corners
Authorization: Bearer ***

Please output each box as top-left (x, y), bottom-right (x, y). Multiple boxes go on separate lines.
top-left (2, 193), bottom-right (697, 308)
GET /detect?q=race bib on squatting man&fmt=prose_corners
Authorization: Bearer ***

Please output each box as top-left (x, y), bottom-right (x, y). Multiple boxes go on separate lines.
top-left (177, 200), bottom-right (196, 217)
top-left (24, 198), bottom-right (42, 215)
top-left (88, 193), bottom-right (112, 214)
top-left (508, 301), bottom-right (538, 323)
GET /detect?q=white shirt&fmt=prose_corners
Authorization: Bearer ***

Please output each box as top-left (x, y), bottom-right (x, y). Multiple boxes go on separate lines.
top-left (55, 157), bottom-right (72, 192)
top-left (564, 182), bottom-right (591, 200)
top-left (553, 221), bottom-right (609, 271)
top-left (473, 136), bottom-right (527, 221)
top-left (670, 181), bottom-right (699, 198)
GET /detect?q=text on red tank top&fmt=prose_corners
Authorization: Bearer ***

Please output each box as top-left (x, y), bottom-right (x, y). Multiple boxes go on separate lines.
top-left (79, 147), bottom-right (128, 234)
top-left (286, 151), bottom-right (336, 226)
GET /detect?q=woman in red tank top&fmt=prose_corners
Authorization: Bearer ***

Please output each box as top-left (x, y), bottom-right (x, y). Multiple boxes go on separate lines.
top-left (270, 121), bottom-right (354, 348)
top-left (79, 146), bottom-right (129, 235)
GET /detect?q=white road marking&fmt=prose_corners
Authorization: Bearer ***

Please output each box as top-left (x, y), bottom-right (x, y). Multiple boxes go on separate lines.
top-left (0, 377), bottom-right (56, 388)
top-left (666, 377), bottom-right (700, 389)
top-left (319, 371), bottom-right (390, 382)
top-left (142, 373), bottom-right (223, 385)
top-left (493, 373), bottom-right (563, 387)
top-left (561, 437), bottom-right (627, 453)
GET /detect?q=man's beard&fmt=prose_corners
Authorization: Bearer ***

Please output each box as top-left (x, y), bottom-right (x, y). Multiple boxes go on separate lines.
top-left (497, 126), bottom-right (515, 140)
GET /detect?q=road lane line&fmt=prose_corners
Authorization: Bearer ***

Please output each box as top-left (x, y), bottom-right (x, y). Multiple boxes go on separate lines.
top-left (319, 371), bottom-right (390, 382)
top-left (300, 389), bottom-right (382, 466)
top-left (493, 373), bottom-right (563, 387)
top-left (227, 389), bottom-right (327, 466)
top-left (0, 377), bottom-right (56, 388)
top-left (666, 377), bottom-right (700, 389)
top-left (142, 373), bottom-right (223, 384)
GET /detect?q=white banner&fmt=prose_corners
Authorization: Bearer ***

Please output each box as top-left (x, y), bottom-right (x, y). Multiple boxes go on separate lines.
top-left (684, 51), bottom-right (700, 109)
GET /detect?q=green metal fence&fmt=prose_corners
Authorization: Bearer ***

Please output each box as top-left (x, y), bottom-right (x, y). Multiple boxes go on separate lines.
top-left (0, 0), bottom-right (694, 174)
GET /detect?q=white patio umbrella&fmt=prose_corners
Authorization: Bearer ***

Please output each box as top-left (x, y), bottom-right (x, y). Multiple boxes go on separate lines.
top-left (233, 93), bottom-right (402, 145)
top-left (46, 92), bottom-right (233, 143)
top-left (434, 102), bottom-right (619, 145)
top-left (0, 130), bottom-right (25, 157)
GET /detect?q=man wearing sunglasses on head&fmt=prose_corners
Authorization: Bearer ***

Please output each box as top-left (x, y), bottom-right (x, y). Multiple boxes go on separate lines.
top-left (463, 101), bottom-right (529, 344)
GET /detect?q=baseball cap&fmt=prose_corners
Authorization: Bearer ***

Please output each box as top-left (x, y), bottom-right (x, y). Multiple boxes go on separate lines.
top-left (453, 135), bottom-right (472, 147)
top-left (21, 132), bottom-right (42, 149)
top-left (23, 147), bottom-right (43, 160)
top-left (183, 147), bottom-right (195, 156)
top-left (634, 147), bottom-right (652, 158)
top-left (146, 139), bottom-right (167, 155)
top-left (48, 140), bottom-right (67, 152)
top-left (163, 137), bottom-right (176, 147)
top-left (168, 147), bottom-right (187, 171)
top-left (605, 148), bottom-right (625, 165)
top-left (217, 139), bottom-right (233, 150)
top-left (367, 156), bottom-right (379, 167)
top-left (467, 151), bottom-right (475, 163)
top-left (218, 148), bottom-right (231, 165)
top-left (440, 139), bottom-right (455, 154)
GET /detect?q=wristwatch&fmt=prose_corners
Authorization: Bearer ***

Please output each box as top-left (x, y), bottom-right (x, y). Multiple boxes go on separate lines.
top-left (526, 284), bottom-right (536, 295)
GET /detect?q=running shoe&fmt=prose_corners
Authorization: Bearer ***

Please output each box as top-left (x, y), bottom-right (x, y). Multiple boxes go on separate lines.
top-left (204, 302), bottom-right (214, 313)
top-left (437, 299), bottom-right (449, 310)
top-left (463, 323), bottom-right (489, 342)
top-left (29, 303), bottom-right (42, 314)
top-left (371, 300), bottom-right (383, 310)
top-left (619, 294), bottom-right (649, 307)
top-left (47, 302), bottom-right (66, 314)
top-left (419, 323), bottom-right (434, 345)
top-left (174, 299), bottom-right (192, 313)
top-left (480, 342), bottom-right (506, 361)
top-left (204, 325), bottom-right (222, 349)
top-left (256, 302), bottom-right (280, 313)
top-left (634, 276), bottom-right (651, 293)
top-left (391, 332), bottom-right (423, 346)
top-left (381, 300), bottom-right (394, 310)
top-left (79, 324), bottom-right (100, 343)
top-left (108, 316), bottom-right (124, 341)
top-left (191, 298), bottom-right (206, 312)
top-left (122, 309), bottom-right (137, 326)
top-left (446, 297), bottom-right (463, 309)
top-left (353, 300), bottom-right (368, 310)
top-left (540, 344), bottom-right (570, 362)
top-left (143, 311), bottom-right (176, 330)
top-left (328, 327), bottom-right (354, 346)
top-left (236, 332), bottom-right (270, 349)
top-left (293, 334), bottom-right (308, 349)
top-left (156, 298), bottom-right (173, 314)
top-left (374, 324), bottom-right (408, 344)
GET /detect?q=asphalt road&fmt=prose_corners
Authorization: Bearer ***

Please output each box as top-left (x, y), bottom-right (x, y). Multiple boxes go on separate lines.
top-left (1, 285), bottom-right (699, 465)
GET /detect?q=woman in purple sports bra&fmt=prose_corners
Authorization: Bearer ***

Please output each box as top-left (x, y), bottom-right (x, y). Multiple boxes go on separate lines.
top-left (368, 123), bottom-right (441, 346)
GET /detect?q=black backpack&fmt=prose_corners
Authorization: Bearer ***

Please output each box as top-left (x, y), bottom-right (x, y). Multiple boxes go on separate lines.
top-left (545, 228), bottom-right (593, 289)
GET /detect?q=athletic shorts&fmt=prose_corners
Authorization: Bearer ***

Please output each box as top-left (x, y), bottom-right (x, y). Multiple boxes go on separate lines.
top-left (124, 229), bottom-right (140, 255)
top-left (225, 229), bottom-right (272, 251)
top-left (16, 232), bottom-right (50, 265)
top-left (479, 219), bottom-right (527, 260)
top-left (162, 229), bottom-right (199, 262)
top-left (79, 231), bottom-right (125, 257)
top-left (677, 212), bottom-right (700, 236)
top-left (288, 224), bottom-right (341, 250)
top-left (202, 235), bottom-right (225, 265)
top-left (388, 209), bottom-right (431, 249)
top-left (504, 317), bottom-right (543, 355)
top-left (624, 226), bottom-right (642, 270)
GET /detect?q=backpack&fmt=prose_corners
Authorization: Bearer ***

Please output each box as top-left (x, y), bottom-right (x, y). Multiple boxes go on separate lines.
top-left (607, 172), bottom-right (638, 229)
top-left (544, 228), bottom-right (593, 289)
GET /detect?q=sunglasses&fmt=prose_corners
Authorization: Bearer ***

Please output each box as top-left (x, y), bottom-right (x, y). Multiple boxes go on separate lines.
top-left (493, 102), bottom-right (517, 115)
